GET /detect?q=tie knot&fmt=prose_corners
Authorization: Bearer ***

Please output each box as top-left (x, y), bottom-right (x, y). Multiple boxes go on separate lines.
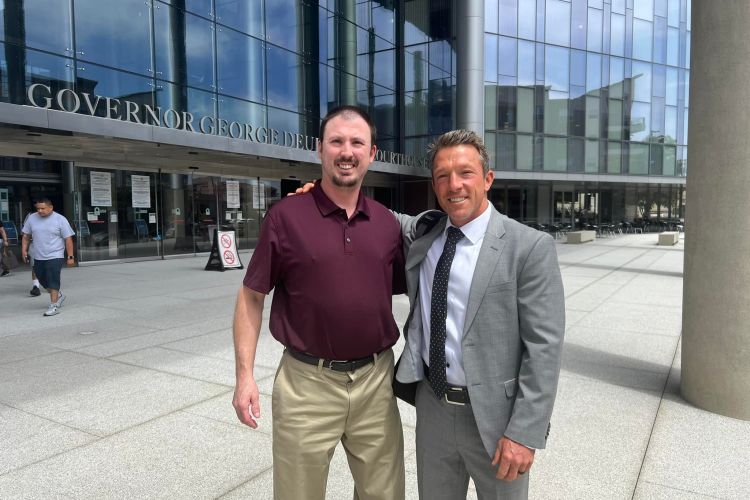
top-left (446, 226), bottom-right (464, 244)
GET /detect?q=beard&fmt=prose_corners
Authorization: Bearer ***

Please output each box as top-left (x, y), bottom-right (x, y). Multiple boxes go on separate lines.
top-left (331, 172), bottom-right (360, 188)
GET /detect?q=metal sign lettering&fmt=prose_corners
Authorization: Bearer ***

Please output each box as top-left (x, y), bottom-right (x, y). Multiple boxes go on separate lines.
top-left (25, 84), bottom-right (427, 169)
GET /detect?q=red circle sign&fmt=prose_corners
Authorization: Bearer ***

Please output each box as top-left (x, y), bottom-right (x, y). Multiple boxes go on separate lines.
top-left (223, 250), bottom-right (236, 265)
top-left (220, 234), bottom-right (232, 248)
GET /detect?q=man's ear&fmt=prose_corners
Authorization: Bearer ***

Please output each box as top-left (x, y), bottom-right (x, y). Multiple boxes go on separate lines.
top-left (369, 145), bottom-right (377, 162)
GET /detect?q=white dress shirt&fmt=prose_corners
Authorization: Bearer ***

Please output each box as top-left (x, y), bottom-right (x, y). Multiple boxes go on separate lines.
top-left (413, 203), bottom-right (491, 386)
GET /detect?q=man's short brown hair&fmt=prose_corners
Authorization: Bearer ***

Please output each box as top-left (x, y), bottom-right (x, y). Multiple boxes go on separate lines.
top-left (426, 129), bottom-right (491, 175)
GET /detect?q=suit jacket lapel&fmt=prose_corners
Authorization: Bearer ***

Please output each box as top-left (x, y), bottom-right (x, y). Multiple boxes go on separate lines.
top-left (464, 208), bottom-right (507, 336)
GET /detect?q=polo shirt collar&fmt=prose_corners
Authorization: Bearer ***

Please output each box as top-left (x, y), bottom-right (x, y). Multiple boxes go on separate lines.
top-left (311, 180), bottom-right (371, 219)
top-left (445, 202), bottom-right (491, 245)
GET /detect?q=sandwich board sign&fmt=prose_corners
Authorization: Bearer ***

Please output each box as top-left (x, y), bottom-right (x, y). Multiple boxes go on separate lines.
top-left (205, 229), bottom-right (244, 271)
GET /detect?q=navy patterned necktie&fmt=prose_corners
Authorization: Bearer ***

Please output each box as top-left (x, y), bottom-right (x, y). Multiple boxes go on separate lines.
top-left (429, 226), bottom-right (465, 399)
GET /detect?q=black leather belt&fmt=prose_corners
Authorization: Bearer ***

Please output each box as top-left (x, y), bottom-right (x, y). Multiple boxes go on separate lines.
top-left (424, 361), bottom-right (471, 405)
top-left (287, 349), bottom-right (376, 372)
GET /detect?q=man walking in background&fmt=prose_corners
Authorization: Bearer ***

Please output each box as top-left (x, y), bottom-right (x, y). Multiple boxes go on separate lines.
top-left (21, 198), bottom-right (76, 316)
top-left (232, 105), bottom-right (406, 499)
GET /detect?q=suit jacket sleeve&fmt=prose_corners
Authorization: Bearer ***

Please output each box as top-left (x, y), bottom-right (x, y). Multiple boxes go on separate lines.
top-left (503, 233), bottom-right (565, 450)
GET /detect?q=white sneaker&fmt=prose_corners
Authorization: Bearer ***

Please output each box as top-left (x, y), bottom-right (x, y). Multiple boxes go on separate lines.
top-left (54, 293), bottom-right (66, 308)
top-left (44, 304), bottom-right (60, 316)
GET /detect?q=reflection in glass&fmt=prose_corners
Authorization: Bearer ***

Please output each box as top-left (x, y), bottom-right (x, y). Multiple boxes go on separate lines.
top-left (652, 64), bottom-right (666, 97)
top-left (568, 51), bottom-right (584, 88)
top-left (608, 99), bottom-right (623, 139)
top-left (74, 0), bottom-right (152, 75)
top-left (517, 135), bottom-right (533, 170)
top-left (545, 92), bottom-right (568, 135)
top-left (185, 0), bottom-right (212, 18)
top-left (499, 0), bottom-right (518, 36)
top-left (267, 45), bottom-right (303, 112)
top-left (651, 96), bottom-right (665, 138)
top-left (587, 8), bottom-right (603, 53)
top-left (405, 47), bottom-right (428, 91)
top-left (25, 49), bottom-right (75, 96)
top-left (630, 101), bottom-right (651, 141)
top-left (485, 0), bottom-right (499, 33)
top-left (650, 144), bottom-right (663, 175)
top-left (184, 13), bottom-right (215, 91)
top-left (498, 37), bottom-right (517, 77)
top-left (153, 3), bottom-right (185, 85)
top-left (610, 14), bottom-right (625, 57)
top-left (215, 0), bottom-right (264, 38)
top-left (632, 19), bottom-right (653, 61)
top-left (653, 16), bottom-right (667, 64)
top-left (585, 96), bottom-right (600, 138)
top-left (545, 0), bottom-right (570, 46)
top-left (518, 0), bottom-right (535, 40)
top-left (632, 61), bottom-right (652, 102)
top-left (667, 0), bottom-right (679, 27)
top-left (568, 137), bottom-right (584, 172)
top-left (571, 0), bottom-right (587, 50)
top-left (629, 143), bottom-right (649, 174)
top-left (497, 132), bottom-right (515, 170)
top-left (517, 87), bottom-right (534, 133)
top-left (609, 57), bottom-right (624, 98)
top-left (665, 105), bottom-right (677, 143)
top-left (543, 137), bottom-right (567, 171)
top-left (265, 0), bottom-right (302, 52)
top-left (268, 107), bottom-right (302, 135)
top-left (663, 145), bottom-right (676, 175)
top-left (76, 63), bottom-right (153, 118)
top-left (586, 53), bottom-right (601, 94)
top-left (585, 140), bottom-right (599, 172)
top-left (219, 95), bottom-right (265, 127)
top-left (217, 28), bottom-right (264, 103)
top-left (545, 46), bottom-right (568, 91)
top-left (21, 0), bottom-right (73, 56)
top-left (485, 35), bottom-right (497, 82)
top-left (634, 0), bottom-right (654, 21)
top-left (517, 41), bottom-right (535, 86)
top-left (667, 27), bottom-right (679, 66)
top-left (498, 86), bottom-right (516, 130)
top-left (607, 142), bottom-right (621, 174)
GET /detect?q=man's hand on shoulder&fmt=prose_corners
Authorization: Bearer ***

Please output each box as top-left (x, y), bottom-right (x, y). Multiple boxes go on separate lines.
top-left (492, 436), bottom-right (535, 481)
top-left (286, 180), bottom-right (316, 196)
top-left (232, 375), bottom-right (261, 429)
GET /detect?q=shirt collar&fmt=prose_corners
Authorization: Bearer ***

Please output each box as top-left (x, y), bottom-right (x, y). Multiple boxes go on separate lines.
top-left (445, 202), bottom-right (491, 245)
top-left (311, 180), bottom-right (370, 219)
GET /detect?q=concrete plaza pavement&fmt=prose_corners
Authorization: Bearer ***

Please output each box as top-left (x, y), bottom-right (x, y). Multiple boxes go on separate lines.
top-left (1, 233), bottom-right (749, 499)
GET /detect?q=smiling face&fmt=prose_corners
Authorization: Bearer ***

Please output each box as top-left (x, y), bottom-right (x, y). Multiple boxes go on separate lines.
top-left (431, 145), bottom-right (494, 227)
top-left (317, 113), bottom-right (376, 191)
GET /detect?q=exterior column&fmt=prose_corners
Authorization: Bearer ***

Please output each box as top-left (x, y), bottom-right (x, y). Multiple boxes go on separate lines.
top-left (335, 0), bottom-right (357, 105)
top-left (455, 0), bottom-right (484, 136)
top-left (682, 1), bottom-right (750, 419)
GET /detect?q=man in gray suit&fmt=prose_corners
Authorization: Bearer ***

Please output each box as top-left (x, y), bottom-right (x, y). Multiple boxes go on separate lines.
top-left (395, 130), bottom-right (565, 499)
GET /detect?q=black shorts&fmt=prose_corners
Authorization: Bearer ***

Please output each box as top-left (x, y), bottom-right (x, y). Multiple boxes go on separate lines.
top-left (34, 258), bottom-right (65, 290)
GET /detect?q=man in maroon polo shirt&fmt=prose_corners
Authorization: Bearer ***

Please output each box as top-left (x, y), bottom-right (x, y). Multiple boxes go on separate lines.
top-left (232, 105), bottom-right (406, 500)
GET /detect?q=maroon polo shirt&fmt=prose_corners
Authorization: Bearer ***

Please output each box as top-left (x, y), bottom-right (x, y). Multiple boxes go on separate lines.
top-left (243, 182), bottom-right (405, 360)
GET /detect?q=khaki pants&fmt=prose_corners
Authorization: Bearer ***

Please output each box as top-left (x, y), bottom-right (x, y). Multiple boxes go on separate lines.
top-left (272, 348), bottom-right (405, 500)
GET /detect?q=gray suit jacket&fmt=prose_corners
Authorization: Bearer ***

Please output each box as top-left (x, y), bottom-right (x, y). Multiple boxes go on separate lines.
top-left (395, 206), bottom-right (565, 456)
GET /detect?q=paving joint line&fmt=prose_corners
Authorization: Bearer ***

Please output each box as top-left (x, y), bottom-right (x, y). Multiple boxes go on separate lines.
top-left (630, 335), bottom-right (682, 500)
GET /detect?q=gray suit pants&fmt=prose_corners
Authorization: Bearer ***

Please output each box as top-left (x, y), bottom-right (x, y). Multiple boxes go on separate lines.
top-left (415, 381), bottom-right (529, 500)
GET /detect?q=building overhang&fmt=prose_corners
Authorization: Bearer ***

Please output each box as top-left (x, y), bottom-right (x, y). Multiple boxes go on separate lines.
top-left (0, 102), bottom-right (431, 184)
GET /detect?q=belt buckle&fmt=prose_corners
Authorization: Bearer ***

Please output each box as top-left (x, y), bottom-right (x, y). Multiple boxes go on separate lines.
top-left (444, 387), bottom-right (467, 406)
top-left (326, 359), bottom-right (352, 371)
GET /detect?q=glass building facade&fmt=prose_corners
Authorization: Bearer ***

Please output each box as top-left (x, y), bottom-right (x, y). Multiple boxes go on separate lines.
top-left (0, 0), bottom-right (688, 264)
top-left (484, 0), bottom-right (688, 225)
